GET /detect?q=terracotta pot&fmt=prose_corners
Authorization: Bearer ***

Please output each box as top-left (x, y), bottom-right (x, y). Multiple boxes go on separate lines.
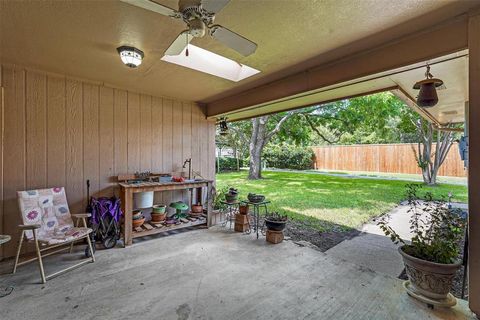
top-left (239, 204), bottom-right (249, 215)
top-left (399, 246), bottom-right (461, 300)
top-left (151, 212), bottom-right (166, 222)
top-left (192, 204), bottom-right (203, 214)
top-left (132, 217), bottom-right (145, 228)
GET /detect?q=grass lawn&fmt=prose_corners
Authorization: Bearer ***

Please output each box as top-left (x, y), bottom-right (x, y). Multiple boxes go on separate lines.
top-left (216, 170), bottom-right (468, 232)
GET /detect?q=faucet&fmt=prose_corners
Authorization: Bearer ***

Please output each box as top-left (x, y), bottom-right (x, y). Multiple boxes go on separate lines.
top-left (182, 158), bottom-right (192, 180)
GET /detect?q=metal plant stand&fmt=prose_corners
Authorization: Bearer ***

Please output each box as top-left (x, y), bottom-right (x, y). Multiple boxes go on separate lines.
top-left (221, 201), bottom-right (240, 230)
top-left (0, 235), bottom-right (13, 298)
top-left (241, 200), bottom-right (270, 239)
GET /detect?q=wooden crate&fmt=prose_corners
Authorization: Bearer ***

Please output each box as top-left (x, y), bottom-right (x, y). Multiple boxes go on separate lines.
top-left (235, 213), bottom-right (249, 224)
top-left (266, 230), bottom-right (284, 244)
top-left (234, 221), bottom-right (249, 233)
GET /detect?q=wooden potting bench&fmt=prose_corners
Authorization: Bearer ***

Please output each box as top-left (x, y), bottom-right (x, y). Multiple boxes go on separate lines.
top-left (119, 179), bottom-right (214, 246)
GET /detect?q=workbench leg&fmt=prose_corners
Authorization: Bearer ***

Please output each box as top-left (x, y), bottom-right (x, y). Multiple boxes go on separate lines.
top-left (207, 182), bottom-right (213, 227)
top-left (124, 189), bottom-right (133, 246)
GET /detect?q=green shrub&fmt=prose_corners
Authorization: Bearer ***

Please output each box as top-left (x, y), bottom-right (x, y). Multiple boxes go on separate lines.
top-left (216, 157), bottom-right (244, 172)
top-left (263, 144), bottom-right (314, 170)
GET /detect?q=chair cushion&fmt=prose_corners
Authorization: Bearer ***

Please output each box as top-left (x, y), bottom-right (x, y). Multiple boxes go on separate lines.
top-left (38, 227), bottom-right (92, 245)
top-left (17, 188), bottom-right (75, 240)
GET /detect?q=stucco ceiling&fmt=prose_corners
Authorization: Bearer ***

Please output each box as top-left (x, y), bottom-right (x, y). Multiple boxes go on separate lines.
top-left (0, 0), bottom-right (478, 104)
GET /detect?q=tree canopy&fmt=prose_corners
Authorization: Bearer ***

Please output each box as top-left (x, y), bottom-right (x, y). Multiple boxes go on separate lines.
top-left (218, 92), bottom-right (421, 160)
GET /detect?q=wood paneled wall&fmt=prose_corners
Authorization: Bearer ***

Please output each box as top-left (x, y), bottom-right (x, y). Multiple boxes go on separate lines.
top-left (0, 64), bottom-right (216, 259)
top-left (312, 143), bottom-right (466, 177)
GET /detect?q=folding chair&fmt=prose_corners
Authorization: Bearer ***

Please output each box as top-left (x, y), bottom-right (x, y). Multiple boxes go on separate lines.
top-left (12, 187), bottom-right (95, 283)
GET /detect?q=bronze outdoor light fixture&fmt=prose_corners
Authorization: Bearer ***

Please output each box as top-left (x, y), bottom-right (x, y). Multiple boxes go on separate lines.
top-left (219, 117), bottom-right (229, 135)
top-left (413, 65), bottom-right (444, 108)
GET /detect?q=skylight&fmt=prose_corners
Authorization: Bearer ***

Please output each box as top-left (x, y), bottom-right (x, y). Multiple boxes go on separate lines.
top-left (161, 44), bottom-right (260, 82)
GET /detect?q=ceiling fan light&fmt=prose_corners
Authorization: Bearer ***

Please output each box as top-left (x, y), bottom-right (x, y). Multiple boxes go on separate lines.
top-left (117, 46), bottom-right (144, 68)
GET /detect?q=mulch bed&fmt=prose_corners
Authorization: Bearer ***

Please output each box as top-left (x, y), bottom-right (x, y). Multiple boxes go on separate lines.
top-left (283, 219), bottom-right (360, 252)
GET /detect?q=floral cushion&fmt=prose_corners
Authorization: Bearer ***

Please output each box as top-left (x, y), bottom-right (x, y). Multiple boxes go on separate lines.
top-left (17, 187), bottom-right (90, 244)
top-left (38, 227), bottom-right (91, 245)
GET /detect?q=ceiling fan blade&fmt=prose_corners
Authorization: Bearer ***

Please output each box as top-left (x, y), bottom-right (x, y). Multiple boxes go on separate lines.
top-left (120, 0), bottom-right (180, 18)
top-left (201, 0), bottom-right (231, 13)
top-left (165, 31), bottom-right (192, 56)
top-left (209, 25), bottom-right (257, 56)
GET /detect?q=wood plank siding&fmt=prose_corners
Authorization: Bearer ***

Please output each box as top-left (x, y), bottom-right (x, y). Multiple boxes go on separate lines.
top-left (0, 64), bottom-right (216, 259)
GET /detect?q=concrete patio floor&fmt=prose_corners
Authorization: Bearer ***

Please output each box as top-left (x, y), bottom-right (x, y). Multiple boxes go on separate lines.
top-left (0, 227), bottom-right (476, 320)
top-left (327, 202), bottom-right (469, 278)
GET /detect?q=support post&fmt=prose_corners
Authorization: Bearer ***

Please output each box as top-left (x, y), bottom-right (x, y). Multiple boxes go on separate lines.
top-left (122, 188), bottom-right (133, 246)
top-left (468, 13), bottom-right (480, 316)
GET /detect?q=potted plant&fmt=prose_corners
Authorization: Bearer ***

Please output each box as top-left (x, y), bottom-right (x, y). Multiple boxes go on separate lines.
top-left (378, 184), bottom-right (465, 306)
top-left (264, 212), bottom-right (288, 231)
top-left (213, 187), bottom-right (228, 211)
top-left (247, 193), bottom-right (265, 203)
top-left (224, 187), bottom-right (239, 203)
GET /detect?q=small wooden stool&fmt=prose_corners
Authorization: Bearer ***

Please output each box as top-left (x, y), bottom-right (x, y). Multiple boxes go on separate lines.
top-left (266, 230), bottom-right (284, 244)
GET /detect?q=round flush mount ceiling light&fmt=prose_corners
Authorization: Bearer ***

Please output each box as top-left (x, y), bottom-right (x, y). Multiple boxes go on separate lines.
top-left (117, 46), bottom-right (144, 68)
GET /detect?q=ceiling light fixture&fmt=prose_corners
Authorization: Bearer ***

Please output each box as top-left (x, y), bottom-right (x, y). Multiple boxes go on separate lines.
top-left (413, 64), bottom-right (444, 108)
top-left (117, 46), bottom-right (144, 68)
top-left (219, 117), bottom-right (229, 135)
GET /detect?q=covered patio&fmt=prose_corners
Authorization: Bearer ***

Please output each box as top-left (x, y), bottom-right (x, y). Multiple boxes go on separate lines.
top-left (0, 227), bottom-right (475, 319)
top-left (1, 0), bottom-right (480, 319)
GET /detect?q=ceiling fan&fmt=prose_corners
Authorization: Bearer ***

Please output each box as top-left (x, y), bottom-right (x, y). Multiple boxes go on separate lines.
top-left (120, 0), bottom-right (257, 57)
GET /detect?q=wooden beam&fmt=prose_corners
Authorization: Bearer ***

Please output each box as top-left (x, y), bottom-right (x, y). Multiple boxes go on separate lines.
top-left (391, 88), bottom-right (441, 126)
top-left (468, 13), bottom-right (480, 316)
top-left (435, 126), bottom-right (464, 133)
top-left (207, 15), bottom-right (469, 117)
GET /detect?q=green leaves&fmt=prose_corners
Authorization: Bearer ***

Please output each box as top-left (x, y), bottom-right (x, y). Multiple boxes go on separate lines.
top-left (379, 184), bottom-right (466, 264)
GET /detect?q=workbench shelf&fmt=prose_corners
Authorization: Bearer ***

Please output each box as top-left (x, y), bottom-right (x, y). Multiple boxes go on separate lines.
top-left (131, 215), bottom-right (207, 238)
top-left (119, 179), bottom-right (213, 246)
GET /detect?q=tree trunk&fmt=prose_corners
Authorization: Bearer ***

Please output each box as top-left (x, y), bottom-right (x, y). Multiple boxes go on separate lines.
top-left (248, 117), bottom-right (267, 179)
top-left (248, 145), bottom-right (263, 179)
top-left (247, 113), bottom-right (295, 180)
top-left (414, 120), bottom-right (455, 185)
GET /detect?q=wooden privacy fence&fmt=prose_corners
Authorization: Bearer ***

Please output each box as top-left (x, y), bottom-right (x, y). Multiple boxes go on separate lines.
top-left (312, 143), bottom-right (466, 177)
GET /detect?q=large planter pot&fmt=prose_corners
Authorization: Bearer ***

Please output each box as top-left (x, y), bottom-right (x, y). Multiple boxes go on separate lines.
top-left (264, 219), bottom-right (287, 232)
top-left (399, 246), bottom-right (461, 301)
